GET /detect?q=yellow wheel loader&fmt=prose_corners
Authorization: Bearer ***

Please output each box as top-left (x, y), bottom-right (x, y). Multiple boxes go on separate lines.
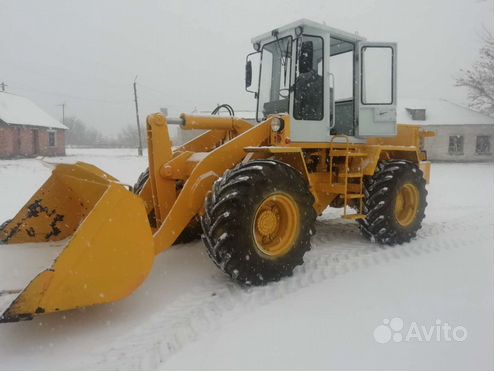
top-left (0, 19), bottom-right (434, 322)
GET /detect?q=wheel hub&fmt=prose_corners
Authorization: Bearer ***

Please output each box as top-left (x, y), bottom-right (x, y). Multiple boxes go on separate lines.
top-left (394, 183), bottom-right (420, 227)
top-left (253, 193), bottom-right (299, 257)
top-left (256, 209), bottom-right (279, 237)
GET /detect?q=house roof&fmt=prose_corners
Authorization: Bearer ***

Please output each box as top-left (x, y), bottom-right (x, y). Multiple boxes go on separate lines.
top-left (397, 98), bottom-right (494, 126)
top-left (0, 92), bottom-right (68, 130)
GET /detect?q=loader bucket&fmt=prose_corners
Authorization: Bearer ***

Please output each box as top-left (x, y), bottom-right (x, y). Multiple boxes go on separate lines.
top-left (0, 162), bottom-right (155, 322)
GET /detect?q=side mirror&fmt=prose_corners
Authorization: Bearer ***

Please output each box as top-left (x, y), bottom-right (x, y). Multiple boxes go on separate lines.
top-left (245, 60), bottom-right (252, 89)
top-left (298, 41), bottom-right (313, 74)
top-left (245, 51), bottom-right (260, 95)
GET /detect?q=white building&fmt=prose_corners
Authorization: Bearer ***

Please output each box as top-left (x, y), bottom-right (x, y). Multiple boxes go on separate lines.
top-left (398, 98), bottom-right (493, 162)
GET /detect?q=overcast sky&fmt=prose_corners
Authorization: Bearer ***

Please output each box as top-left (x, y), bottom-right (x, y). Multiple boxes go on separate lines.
top-left (1, 0), bottom-right (493, 136)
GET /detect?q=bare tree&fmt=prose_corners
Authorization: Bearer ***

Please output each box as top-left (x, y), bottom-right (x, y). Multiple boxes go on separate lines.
top-left (456, 28), bottom-right (494, 115)
top-left (117, 125), bottom-right (146, 148)
top-left (65, 117), bottom-right (147, 148)
top-left (64, 116), bottom-right (105, 146)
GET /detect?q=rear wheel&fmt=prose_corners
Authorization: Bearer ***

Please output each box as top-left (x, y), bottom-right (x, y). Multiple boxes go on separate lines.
top-left (201, 160), bottom-right (316, 285)
top-left (359, 160), bottom-right (427, 245)
top-left (133, 168), bottom-right (202, 244)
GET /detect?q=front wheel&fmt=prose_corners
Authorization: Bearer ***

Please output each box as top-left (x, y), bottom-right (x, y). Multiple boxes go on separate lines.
top-left (0, 219), bottom-right (12, 243)
top-left (201, 160), bottom-right (316, 285)
top-left (359, 160), bottom-right (427, 245)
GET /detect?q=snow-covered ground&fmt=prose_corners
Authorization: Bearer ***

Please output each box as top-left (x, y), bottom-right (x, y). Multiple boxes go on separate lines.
top-left (0, 148), bottom-right (492, 371)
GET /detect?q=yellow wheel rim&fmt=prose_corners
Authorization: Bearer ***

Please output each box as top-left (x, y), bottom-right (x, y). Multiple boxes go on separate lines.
top-left (253, 193), bottom-right (300, 258)
top-left (394, 183), bottom-right (420, 227)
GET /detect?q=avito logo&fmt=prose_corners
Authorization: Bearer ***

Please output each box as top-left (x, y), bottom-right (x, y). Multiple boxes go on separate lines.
top-left (373, 317), bottom-right (468, 344)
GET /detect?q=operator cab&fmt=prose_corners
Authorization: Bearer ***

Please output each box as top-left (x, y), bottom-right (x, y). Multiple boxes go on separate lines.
top-left (245, 19), bottom-right (397, 142)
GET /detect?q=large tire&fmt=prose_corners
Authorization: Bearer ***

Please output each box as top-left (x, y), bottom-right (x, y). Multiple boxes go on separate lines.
top-left (133, 168), bottom-right (202, 244)
top-left (359, 160), bottom-right (427, 245)
top-left (0, 219), bottom-right (12, 243)
top-left (133, 168), bottom-right (150, 195)
top-left (0, 219), bottom-right (11, 233)
top-left (201, 160), bottom-right (316, 286)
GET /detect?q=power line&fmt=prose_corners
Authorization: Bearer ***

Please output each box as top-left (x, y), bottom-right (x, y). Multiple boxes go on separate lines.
top-left (8, 82), bottom-right (131, 106)
top-left (136, 82), bottom-right (216, 107)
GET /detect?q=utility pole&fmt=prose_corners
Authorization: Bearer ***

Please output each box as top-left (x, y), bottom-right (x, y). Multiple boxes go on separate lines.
top-left (57, 103), bottom-right (65, 125)
top-left (0, 82), bottom-right (7, 92)
top-left (133, 76), bottom-right (143, 156)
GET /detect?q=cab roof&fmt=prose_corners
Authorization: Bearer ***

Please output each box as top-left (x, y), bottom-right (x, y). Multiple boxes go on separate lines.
top-left (251, 19), bottom-right (366, 45)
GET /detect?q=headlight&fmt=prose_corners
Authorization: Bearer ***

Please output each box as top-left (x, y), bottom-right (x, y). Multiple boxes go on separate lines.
top-left (253, 42), bottom-right (261, 51)
top-left (295, 26), bottom-right (304, 36)
top-left (271, 117), bottom-right (284, 132)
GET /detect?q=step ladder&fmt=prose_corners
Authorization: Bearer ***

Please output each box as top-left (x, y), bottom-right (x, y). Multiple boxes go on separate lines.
top-left (329, 136), bottom-right (366, 220)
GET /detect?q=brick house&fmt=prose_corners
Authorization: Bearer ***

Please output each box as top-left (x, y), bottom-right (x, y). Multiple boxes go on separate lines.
top-left (398, 98), bottom-right (494, 162)
top-left (0, 92), bottom-right (67, 158)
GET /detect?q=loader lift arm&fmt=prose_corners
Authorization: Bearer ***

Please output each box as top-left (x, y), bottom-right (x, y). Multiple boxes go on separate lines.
top-left (144, 113), bottom-right (271, 253)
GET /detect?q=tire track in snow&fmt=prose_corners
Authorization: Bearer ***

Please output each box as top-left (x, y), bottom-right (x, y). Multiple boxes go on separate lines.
top-left (83, 212), bottom-right (492, 370)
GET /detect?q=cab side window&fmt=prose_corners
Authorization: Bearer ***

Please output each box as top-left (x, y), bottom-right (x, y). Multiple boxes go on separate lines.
top-left (293, 36), bottom-right (324, 121)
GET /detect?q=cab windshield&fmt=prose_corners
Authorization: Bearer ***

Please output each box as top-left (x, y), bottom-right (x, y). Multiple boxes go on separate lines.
top-left (257, 36), bottom-right (292, 121)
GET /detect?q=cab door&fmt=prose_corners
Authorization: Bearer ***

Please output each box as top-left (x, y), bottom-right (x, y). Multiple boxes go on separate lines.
top-left (356, 42), bottom-right (397, 137)
top-left (290, 33), bottom-right (331, 143)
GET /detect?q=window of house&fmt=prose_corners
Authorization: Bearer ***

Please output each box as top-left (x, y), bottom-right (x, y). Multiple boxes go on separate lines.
top-left (476, 135), bottom-right (491, 155)
top-left (16, 127), bottom-right (21, 152)
top-left (448, 135), bottom-right (464, 155)
top-left (406, 108), bottom-right (426, 121)
top-left (48, 131), bottom-right (56, 147)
